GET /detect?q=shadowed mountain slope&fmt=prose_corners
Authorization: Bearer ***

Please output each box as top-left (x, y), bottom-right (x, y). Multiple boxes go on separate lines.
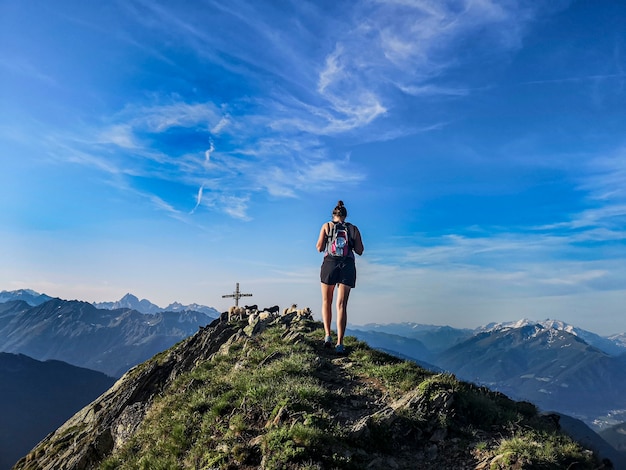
top-left (0, 353), bottom-right (115, 470)
top-left (13, 314), bottom-right (608, 470)
top-left (600, 422), bottom-right (626, 453)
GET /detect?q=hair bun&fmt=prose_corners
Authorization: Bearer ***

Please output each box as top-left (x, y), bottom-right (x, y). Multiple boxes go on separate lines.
top-left (332, 200), bottom-right (348, 218)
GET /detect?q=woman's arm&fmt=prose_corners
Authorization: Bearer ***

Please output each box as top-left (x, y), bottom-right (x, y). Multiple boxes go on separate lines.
top-left (316, 223), bottom-right (330, 252)
top-left (352, 226), bottom-right (364, 256)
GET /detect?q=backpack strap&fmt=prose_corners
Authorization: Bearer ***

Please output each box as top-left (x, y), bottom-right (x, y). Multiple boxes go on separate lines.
top-left (325, 222), bottom-right (334, 254)
top-left (326, 221), bottom-right (334, 239)
top-left (343, 222), bottom-right (353, 248)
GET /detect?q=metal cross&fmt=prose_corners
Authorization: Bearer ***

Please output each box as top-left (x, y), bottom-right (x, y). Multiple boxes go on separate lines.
top-left (221, 282), bottom-right (253, 306)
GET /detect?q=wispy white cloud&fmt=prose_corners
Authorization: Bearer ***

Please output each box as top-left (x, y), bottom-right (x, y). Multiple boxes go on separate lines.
top-left (318, 45), bottom-right (344, 95)
top-left (541, 269), bottom-right (608, 286)
top-left (47, 139), bottom-right (123, 176)
top-left (536, 148), bottom-right (626, 233)
top-left (258, 156), bottom-right (366, 198)
top-left (0, 56), bottom-right (58, 86)
top-left (348, 254), bottom-right (626, 333)
top-left (97, 124), bottom-right (138, 149)
top-left (394, 232), bottom-right (559, 268)
top-left (368, 252), bottom-right (623, 311)
top-left (399, 83), bottom-right (472, 97)
top-left (190, 185), bottom-right (204, 214)
top-left (523, 73), bottom-right (626, 86)
top-left (366, 209), bottom-right (624, 305)
top-left (148, 193), bottom-right (181, 216)
top-left (297, 158), bottom-right (365, 185)
top-left (221, 195), bottom-right (251, 220)
top-left (204, 140), bottom-right (215, 165)
top-left (121, 0), bottom-right (538, 140)
top-left (542, 205), bottom-right (626, 231)
top-left (211, 116), bottom-right (230, 135)
top-left (130, 102), bottom-right (221, 133)
top-left (33, 0), bottom-right (554, 223)
top-left (314, 0), bottom-right (536, 113)
top-left (398, 223), bottom-right (625, 268)
top-left (579, 149), bottom-right (626, 202)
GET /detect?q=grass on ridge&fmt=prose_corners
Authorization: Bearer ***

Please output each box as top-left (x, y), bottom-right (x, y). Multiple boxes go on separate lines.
top-left (99, 320), bottom-right (598, 470)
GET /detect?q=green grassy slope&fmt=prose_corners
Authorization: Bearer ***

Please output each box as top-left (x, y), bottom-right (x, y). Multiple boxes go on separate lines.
top-left (15, 315), bottom-right (601, 469)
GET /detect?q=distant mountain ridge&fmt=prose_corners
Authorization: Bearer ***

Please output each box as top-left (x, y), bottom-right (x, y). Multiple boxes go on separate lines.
top-left (0, 298), bottom-right (217, 377)
top-left (349, 323), bottom-right (474, 357)
top-left (93, 293), bottom-right (163, 314)
top-left (435, 324), bottom-right (626, 419)
top-left (93, 293), bottom-right (220, 317)
top-left (479, 318), bottom-right (626, 356)
top-left (0, 289), bottom-right (52, 306)
top-left (0, 289), bottom-right (220, 316)
top-left (93, 292), bottom-right (220, 316)
top-left (353, 318), bottom-right (626, 357)
top-left (349, 320), bottom-right (626, 433)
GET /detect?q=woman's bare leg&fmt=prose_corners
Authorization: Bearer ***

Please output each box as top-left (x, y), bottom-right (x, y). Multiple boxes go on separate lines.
top-left (335, 283), bottom-right (351, 346)
top-left (320, 283), bottom-right (335, 338)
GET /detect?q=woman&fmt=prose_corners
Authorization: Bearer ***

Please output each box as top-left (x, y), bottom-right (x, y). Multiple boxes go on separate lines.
top-left (316, 200), bottom-right (364, 354)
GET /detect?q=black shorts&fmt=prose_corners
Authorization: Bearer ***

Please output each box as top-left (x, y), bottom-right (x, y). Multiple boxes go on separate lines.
top-left (320, 255), bottom-right (356, 288)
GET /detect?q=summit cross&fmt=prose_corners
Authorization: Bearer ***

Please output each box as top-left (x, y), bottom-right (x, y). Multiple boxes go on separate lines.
top-left (221, 282), bottom-right (252, 307)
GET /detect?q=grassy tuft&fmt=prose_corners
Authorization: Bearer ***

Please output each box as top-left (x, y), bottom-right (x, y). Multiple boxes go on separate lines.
top-left (493, 430), bottom-right (595, 469)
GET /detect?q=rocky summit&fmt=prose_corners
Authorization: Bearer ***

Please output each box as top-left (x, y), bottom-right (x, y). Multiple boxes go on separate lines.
top-left (13, 312), bottom-right (608, 469)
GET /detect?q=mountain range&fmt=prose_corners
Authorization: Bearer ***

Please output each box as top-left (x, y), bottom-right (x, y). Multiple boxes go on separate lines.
top-left (351, 319), bottom-right (626, 358)
top-left (92, 292), bottom-right (219, 316)
top-left (0, 289), bottom-right (220, 316)
top-left (0, 294), bottom-right (218, 377)
top-left (11, 314), bottom-right (619, 469)
top-left (0, 290), bottom-right (221, 470)
top-left (0, 289), bottom-right (53, 306)
top-left (349, 320), bottom-right (626, 435)
top-left (436, 324), bottom-right (626, 423)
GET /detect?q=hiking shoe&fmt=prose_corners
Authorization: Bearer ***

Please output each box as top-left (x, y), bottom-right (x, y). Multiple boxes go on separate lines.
top-left (324, 336), bottom-right (332, 348)
top-left (335, 344), bottom-right (346, 355)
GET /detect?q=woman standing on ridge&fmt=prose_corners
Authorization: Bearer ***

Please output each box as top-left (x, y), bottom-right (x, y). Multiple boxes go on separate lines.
top-left (316, 200), bottom-right (364, 354)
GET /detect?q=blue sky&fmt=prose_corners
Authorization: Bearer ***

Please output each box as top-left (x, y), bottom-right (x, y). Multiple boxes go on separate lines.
top-left (1, 1), bottom-right (625, 335)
